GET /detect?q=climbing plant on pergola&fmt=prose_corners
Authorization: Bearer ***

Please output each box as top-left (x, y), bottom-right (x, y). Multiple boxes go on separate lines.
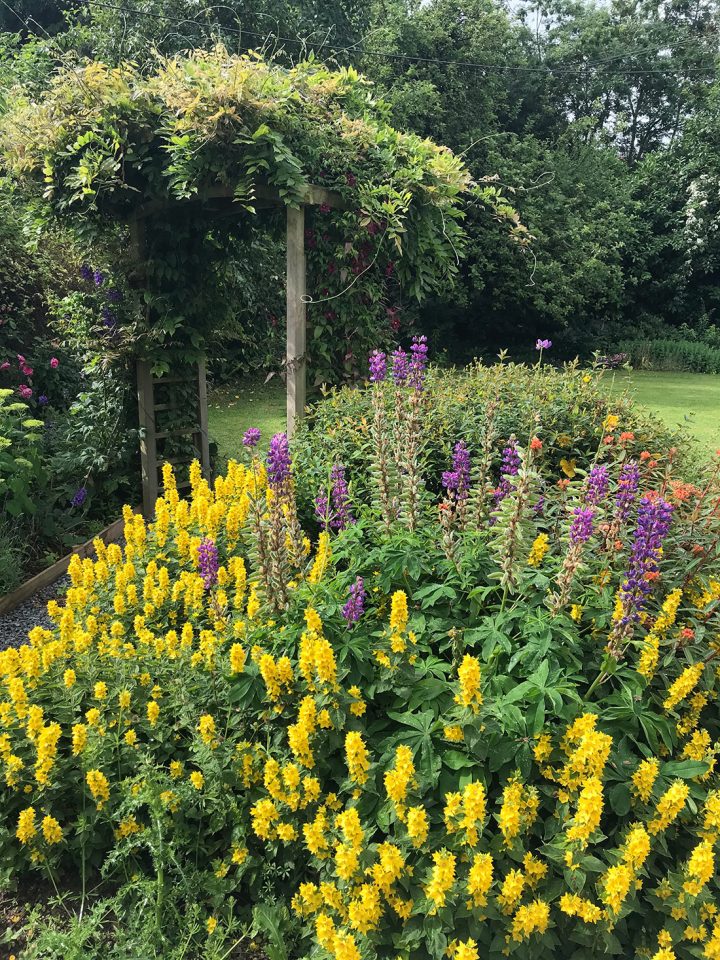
top-left (1, 48), bottom-right (523, 513)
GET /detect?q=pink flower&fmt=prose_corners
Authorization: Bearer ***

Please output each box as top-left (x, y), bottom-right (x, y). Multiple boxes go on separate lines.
top-left (16, 354), bottom-right (25, 364)
top-left (50, 357), bottom-right (59, 369)
top-left (21, 365), bottom-right (33, 377)
top-left (0, 361), bottom-right (10, 372)
top-left (18, 385), bottom-right (32, 399)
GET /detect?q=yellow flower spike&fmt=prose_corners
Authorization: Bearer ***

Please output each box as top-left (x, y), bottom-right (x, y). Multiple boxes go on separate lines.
top-left (86, 769), bottom-right (110, 809)
top-left (425, 848), bottom-right (456, 913)
top-left (41, 815), bottom-right (62, 845)
top-left (527, 533), bottom-right (550, 567)
top-left (345, 731), bottom-right (370, 786)
top-left (16, 807), bottom-right (36, 843)
top-left (455, 654), bottom-right (483, 713)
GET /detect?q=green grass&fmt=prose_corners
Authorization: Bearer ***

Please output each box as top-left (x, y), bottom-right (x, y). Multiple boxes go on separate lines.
top-left (208, 378), bottom-right (286, 461)
top-left (607, 370), bottom-right (720, 453)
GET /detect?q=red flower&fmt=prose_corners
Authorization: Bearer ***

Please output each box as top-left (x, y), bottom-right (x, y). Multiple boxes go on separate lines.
top-left (530, 437), bottom-right (543, 451)
top-left (680, 628), bottom-right (695, 640)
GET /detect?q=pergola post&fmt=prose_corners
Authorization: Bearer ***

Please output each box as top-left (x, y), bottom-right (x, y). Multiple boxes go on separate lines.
top-left (286, 204), bottom-right (306, 437)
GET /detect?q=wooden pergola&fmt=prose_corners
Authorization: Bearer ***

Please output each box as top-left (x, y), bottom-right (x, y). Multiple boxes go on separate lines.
top-left (128, 182), bottom-right (345, 515)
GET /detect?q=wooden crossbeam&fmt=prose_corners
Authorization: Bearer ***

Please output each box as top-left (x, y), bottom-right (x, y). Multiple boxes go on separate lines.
top-left (132, 182), bottom-right (347, 220)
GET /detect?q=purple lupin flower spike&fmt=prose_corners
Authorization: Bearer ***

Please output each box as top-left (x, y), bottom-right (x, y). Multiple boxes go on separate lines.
top-left (197, 537), bottom-right (219, 590)
top-left (266, 433), bottom-right (291, 491)
top-left (243, 427), bottom-right (261, 448)
top-left (615, 461), bottom-right (640, 522)
top-left (391, 348), bottom-right (409, 385)
top-left (442, 440), bottom-right (471, 500)
top-left (330, 464), bottom-right (354, 530)
top-left (342, 577), bottom-right (365, 623)
top-left (569, 506), bottom-right (595, 544)
top-left (314, 489), bottom-right (330, 524)
top-left (369, 350), bottom-right (387, 383)
top-left (409, 335), bottom-right (428, 391)
top-left (619, 495), bottom-right (673, 623)
top-left (492, 438), bottom-right (521, 510)
top-left (586, 464), bottom-right (609, 506)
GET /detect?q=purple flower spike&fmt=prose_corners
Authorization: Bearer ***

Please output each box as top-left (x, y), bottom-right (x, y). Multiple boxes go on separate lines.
top-left (619, 495), bottom-right (673, 622)
top-left (243, 427), bottom-right (261, 448)
top-left (315, 489), bottom-right (330, 523)
top-left (93, 269), bottom-right (104, 286)
top-left (492, 439), bottom-right (521, 511)
top-left (391, 348), bottom-right (409, 385)
top-left (266, 433), bottom-right (292, 491)
top-left (569, 506), bottom-right (595, 544)
top-left (442, 440), bottom-right (471, 500)
top-left (586, 464), bottom-right (609, 506)
top-left (316, 465), bottom-right (355, 530)
top-left (342, 577), bottom-right (365, 623)
top-left (409, 335), bottom-right (429, 391)
top-left (197, 537), bottom-right (219, 590)
top-left (330, 464), bottom-right (354, 530)
top-left (107, 288), bottom-right (122, 302)
top-left (38, 394), bottom-right (49, 406)
top-left (70, 487), bottom-right (87, 508)
top-left (615, 461), bottom-right (640, 522)
top-left (369, 350), bottom-right (387, 383)
top-left (535, 338), bottom-right (552, 350)
top-left (80, 263), bottom-right (93, 282)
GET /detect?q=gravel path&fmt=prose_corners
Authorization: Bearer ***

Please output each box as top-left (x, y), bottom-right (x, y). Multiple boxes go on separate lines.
top-left (0, 575), bottom-right (69, 650)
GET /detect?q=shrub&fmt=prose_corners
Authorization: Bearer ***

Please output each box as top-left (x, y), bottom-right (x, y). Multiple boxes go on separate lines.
top-left (291, 356), bottom-right (689, 524)
top-left (2, 348), bottom-right (720, 959)
top-left (620, 339), bottom-right (720, 374)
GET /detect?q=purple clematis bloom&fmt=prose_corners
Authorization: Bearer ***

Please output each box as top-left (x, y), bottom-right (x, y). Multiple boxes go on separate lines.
top-left (536, 338), bottom-right (552, 350)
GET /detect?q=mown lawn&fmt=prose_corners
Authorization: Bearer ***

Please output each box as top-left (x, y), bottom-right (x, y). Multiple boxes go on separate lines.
top-left (607, 370), bottom-right (720, 453)
top-left (208, 369), bottom-right (720, 460)
top-left (208, 377), bottom-right (286, 461)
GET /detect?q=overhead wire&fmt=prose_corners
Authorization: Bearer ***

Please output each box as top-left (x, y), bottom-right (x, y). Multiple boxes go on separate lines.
top-left (77, 0), bottom-right (720, 79)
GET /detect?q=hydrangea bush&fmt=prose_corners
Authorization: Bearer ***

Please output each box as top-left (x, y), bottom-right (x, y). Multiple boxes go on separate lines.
top-left (1, 354), bottom-right (720, 960)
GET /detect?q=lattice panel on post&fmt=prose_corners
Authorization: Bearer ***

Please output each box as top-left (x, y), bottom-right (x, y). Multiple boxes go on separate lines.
top-left (136, 358), bottom-right (211, 517)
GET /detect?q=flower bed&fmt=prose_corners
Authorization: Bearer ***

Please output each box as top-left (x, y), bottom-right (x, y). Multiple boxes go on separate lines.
top-left (1, 349), bottom-right (720, 960)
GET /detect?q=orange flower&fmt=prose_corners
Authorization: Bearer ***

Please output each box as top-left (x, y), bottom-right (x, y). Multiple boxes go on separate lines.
top-left (530, 437), bottom-right (543, 451)
top-left (619, 432), bottom-right (635, 443)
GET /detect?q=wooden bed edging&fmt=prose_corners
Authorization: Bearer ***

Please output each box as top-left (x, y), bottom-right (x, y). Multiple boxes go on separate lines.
top-left (0, 515), bottom-right (126, 617)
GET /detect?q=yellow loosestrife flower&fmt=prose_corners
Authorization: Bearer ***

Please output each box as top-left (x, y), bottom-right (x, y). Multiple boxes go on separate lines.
top-left (345, 731), bottom-right (370, 786)
top-left (16, 807), bottom-right (36, 843)
top-left (527, 533), bottom-right (550, 567)
top-left (455, 654), bottom-right (482, 713)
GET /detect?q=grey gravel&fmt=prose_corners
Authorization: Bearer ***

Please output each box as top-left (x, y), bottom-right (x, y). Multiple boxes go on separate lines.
top-left (0, 575), bottom-right (70, 650)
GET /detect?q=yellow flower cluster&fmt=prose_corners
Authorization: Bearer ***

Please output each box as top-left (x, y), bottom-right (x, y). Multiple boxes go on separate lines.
top-left (527, 533), bottom-right (550, 567)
